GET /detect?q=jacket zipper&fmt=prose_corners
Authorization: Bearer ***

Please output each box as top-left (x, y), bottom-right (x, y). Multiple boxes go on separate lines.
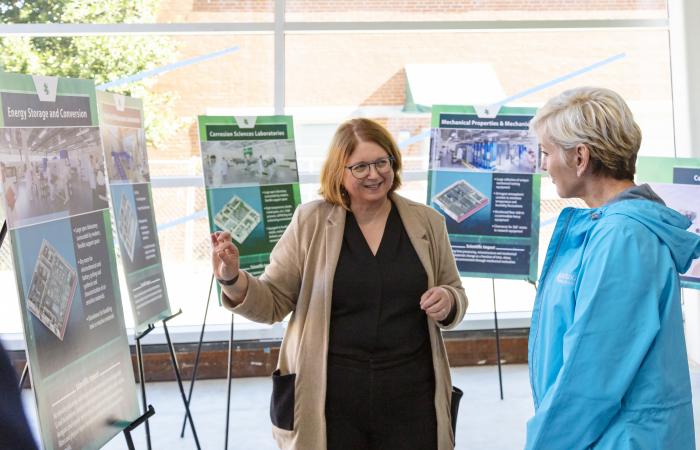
top-left (529, 209), bottom-right (575, 407)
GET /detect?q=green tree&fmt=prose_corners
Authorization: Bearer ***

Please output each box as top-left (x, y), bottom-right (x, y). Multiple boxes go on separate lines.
top-left (0, 0), bottom-right (181, 150)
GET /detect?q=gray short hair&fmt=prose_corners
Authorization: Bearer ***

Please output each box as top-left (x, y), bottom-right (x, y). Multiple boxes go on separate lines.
top-left (530, 87), bottom-right (641, 180)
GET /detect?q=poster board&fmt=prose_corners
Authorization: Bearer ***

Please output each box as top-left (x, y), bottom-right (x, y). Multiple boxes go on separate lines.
top-left (427, 105), bottom-right (541, 282)
top-left (637, 156), bottom-right (700, 290)
top-left (0, 72), bottom-right (139, 449)
top-left (96, 91), bottom-right (172, 330)
top-left (198, 115), bottom-right (301, 276)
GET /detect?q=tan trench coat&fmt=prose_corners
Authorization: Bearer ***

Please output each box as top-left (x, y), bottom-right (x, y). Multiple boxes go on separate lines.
top-left (223, 193), bottom-right (468, 450)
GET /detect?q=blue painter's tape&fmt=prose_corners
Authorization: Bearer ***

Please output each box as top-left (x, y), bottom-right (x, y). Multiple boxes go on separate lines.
top-left (97, 45), bottom-right (241, 90)
top-left (157, 209), bottom-right (207, 232)
top-left (492, 53), bottom-right (626, 109)
top-left (398, 52), bottom-right (626, 149)
top-left (399, 130), bottom-right (431, 148)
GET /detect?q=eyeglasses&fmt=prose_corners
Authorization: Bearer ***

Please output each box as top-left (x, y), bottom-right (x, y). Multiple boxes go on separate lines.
top-left (345, 157), bottom-right (394, 179)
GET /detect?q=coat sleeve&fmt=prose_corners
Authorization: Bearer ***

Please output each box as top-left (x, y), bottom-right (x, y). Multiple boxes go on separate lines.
top-left (433, 213), bottom-right (468, 330)
top-left (525, 220), bottom-right (663, 450)
top-left (222, 206), bottom-right (303, 324)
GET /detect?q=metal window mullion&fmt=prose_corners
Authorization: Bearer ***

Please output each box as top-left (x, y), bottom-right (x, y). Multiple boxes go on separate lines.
top-left (283, 18), bottom-right (668, 32)
top-left (0, 22), bottom-right (275, 36)
top-left (0, 18), bottom-right (668, 38)
top-left (274, 0), bottom-right (285, 115)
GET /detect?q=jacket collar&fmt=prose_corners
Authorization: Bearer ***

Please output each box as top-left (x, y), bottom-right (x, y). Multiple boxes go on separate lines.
top-left (392, 192), bottom-right (429, 241)
top-left (326, 202), bottom-right (346, 227)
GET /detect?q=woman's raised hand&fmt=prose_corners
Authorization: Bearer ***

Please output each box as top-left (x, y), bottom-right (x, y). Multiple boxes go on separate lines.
top-left (211, 231), bottom-right (240, 281)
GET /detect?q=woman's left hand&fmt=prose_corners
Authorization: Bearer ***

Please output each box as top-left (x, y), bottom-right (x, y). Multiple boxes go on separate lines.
top-left (420, 287), bottom-right (454, 322)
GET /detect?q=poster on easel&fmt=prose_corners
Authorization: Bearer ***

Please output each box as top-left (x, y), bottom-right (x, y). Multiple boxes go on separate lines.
top-left (0, 72), bottom-right (139, 449)
top-left (197, 115), bottom-right (301, 276)
top-left (637, 156), bottom-right (700, 290)
top-left (427, 105), bottom-right (541, 282)
top-left (96, 91), bottom-right (172, 331)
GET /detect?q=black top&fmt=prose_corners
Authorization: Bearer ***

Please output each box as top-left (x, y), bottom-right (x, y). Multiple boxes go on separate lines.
top-left (329, 202), bottom-right (430, 364)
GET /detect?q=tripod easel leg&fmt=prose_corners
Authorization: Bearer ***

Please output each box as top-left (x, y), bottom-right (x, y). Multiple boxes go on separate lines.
top-left (135, 324), bottom-right (156, 450)
top-left (224, 312), bottom-right (234, 450)
top-left (181, 274), bottom-right (214, 438)
top-left (163, 311), bottom-right (201, 450)
top-left (492, 278), bottom-right (504, 400)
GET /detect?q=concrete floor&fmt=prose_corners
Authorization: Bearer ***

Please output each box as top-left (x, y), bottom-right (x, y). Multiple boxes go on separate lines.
top-left (22, 363), bottom-right (700, 449)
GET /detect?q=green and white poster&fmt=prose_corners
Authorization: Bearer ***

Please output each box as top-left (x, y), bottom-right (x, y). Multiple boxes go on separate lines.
top-left (427, 105), bottom-right (541, 282)
top-left (97, 91), bottom-right (172, 331)
top-left (0, 72), bottom-right (139, 449)
top-left (637, 156), bottom-right (700, 290)
top-left (198, 115), bottom-right (301, 276)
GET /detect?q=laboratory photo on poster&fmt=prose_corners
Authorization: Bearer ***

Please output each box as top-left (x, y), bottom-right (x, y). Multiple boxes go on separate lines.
top-left (0, 127), bottom-right (108, 228)
top-left (201, 138), bottom-right (299, 187)
top-left (101, 125), bottom-right (150, 184)
top-left (430, 127), bottom-right (539, 173)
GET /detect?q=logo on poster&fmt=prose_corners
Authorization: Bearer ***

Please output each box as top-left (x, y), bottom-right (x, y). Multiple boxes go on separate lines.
top-left (31, 75), bottom-right (58, 102)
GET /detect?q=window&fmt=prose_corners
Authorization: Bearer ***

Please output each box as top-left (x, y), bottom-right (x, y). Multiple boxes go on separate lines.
top-left (0, 0), bottom-right (672, 338)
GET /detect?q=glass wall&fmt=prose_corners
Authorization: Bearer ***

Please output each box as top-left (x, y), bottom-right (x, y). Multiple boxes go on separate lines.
top-left (0, 0), bottom-right (672, 335)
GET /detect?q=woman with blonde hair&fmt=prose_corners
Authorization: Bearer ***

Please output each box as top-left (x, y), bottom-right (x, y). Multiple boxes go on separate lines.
top-left (211, 118), bottom-right (467, 450)
top-left (526, 87), bottom-right (699, 449)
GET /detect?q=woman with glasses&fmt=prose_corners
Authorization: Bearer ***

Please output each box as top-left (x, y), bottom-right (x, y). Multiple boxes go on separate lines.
top-left (211, 118), bottom-right (467, 450)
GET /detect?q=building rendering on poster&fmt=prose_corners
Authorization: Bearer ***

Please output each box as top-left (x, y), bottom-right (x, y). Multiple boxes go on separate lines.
top-left (427, 105), bottom-right (541, 282)
top-left (0, 72), bottom-right (140, 450)
top-left (198, 115), bottom-right (301, 276)
top-left (97, 91), bottom-right (172, 330)
top-left (637, 156), bottom-right (700, 290)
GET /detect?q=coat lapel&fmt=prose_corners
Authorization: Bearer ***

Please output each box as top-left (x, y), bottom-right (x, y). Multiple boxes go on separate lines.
top-left (392, 193), bottom-right (435, 288)
top-left (324, 204), bottom-right (346, 322)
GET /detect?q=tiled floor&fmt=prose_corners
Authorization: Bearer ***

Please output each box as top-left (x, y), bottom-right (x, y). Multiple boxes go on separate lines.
top-left (22, 363), bottom-right (700, 449)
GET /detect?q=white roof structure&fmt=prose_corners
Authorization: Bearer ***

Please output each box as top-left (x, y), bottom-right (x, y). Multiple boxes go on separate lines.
top-left (404, 63), bottom-right (506, 111)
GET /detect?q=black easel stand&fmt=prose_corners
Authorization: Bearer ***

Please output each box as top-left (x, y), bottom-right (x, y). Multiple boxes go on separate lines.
top-left (492, 279), bottom-right (504, 400)
top-left (224, 312), bottom-right (235, 450)
top-left (123, 405), bottom-right (156, 450)
top-left (180, 274), bottom-right (214, 438)
top-left (135, 310), bottom-right (201, 450)
top-left (180, 274), bottom-right (236, 450)
top-left (162, 309), bottom-right (202, 450)
top-left (135, 324), bottom-right (156, 450)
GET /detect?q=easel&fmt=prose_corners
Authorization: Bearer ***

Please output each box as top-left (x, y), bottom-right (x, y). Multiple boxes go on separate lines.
top-left (3, 218), bottom-right (157, 449)
top-left (180, 274), bottom-right (237, 449)
top-left (491, 278), bottom-right (504, 400)
top-left (123, 405), bottom-right (156, 450)
top-left (490, 278), bottom-right (539, 401)
top-left (136, 309), bottom-right (202, 450)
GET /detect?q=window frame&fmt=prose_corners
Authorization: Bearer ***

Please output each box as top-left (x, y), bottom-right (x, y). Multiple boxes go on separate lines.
top-left (0, 1), bottom-right (671, 343)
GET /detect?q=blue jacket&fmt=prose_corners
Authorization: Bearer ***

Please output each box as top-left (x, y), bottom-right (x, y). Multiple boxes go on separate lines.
top-left (527, 193), bottom-right (700, 450)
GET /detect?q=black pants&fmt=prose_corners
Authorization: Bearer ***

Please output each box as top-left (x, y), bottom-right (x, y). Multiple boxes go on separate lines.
top-left (325, 349), bottom-right (437, 450)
